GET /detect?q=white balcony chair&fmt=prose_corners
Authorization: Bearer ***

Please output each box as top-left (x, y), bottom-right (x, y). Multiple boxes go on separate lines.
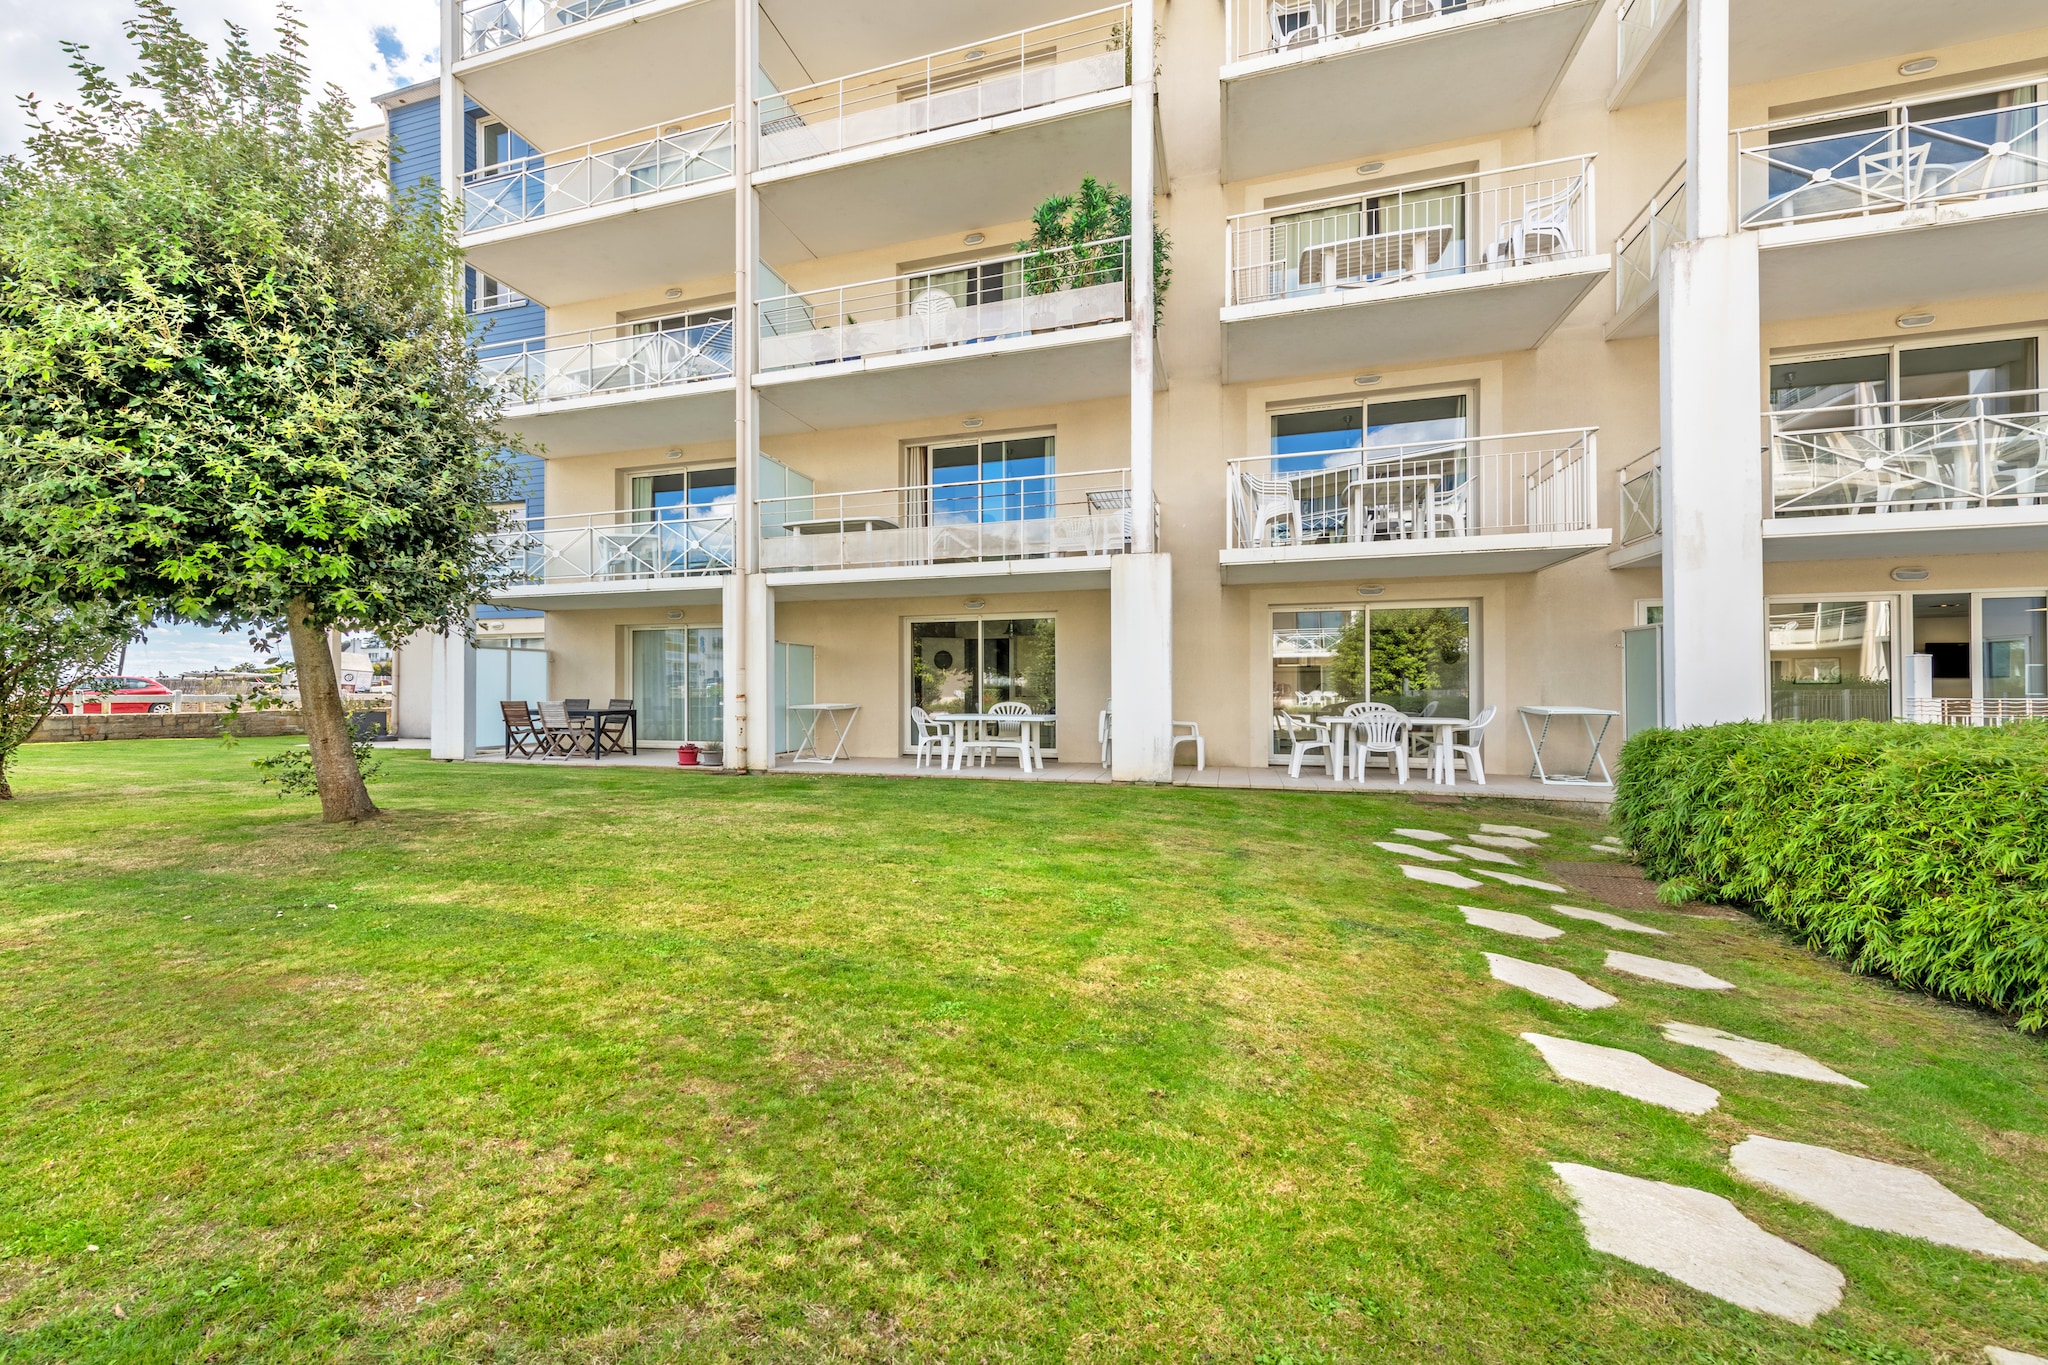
top-left (1099, 700), bottom-right (1113, 769)
top-left (1348, 706), bottom-right (1410, 784)
top-left (1421, 480), bottom-right (1471, 538)
top-left (1484, 178), bottom-right (1582, 267)
top-left (910, 706), bottom-right (951, 770)
top-left (1236, 473), bottom-right (1301, 547)
top-left (964, 700), bottom-right (1036, 771)
top-left (1278, 712), bottom-right (1336, 779)
top-left (1270, 0), bottom-right (1325, 48)
top-left (1445, 704), bottom-right (1497, 784)
top-left (1172, 720), bottom-right (1206, 771)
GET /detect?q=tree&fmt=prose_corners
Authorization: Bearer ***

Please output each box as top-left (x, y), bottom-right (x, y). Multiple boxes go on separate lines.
top-left (0, 2), bottom-right (520, 822)
top-left (1018, 175), bottom-right (1172, 323)
top-left (1329, 609), bottom-right (1469, 704)
top-left (0, 600), bottom-right (134, 801)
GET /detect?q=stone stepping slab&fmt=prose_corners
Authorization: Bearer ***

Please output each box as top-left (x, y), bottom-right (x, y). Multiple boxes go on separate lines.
top-left (1523, 1033), bottom-right (1720, 1114)
top-left (1662, 1024), bottom-right (1863, 1088)
top-left (1376, 841), bottom-right (1459, 863)
top-left (1987, 1349), bottom-right (2048, 1365)
top-left (1606, 951), bottom-right (1734, 990)
top-left (1402, 864), bottom-right (1482, 890)
top-left (1549, 904), bottom-right (1667, 936)
top-left (1731, 1136), bottom-right (2048, 1263)
top-left (1392, 827), bottom-right (1455, 842)
top-left (1484, 952), bottom-right (1617, 1009)
top-left (1459, 906), bottom-right (1562, 940)
top-left (1483, 823), bottom-right (1550, 840)
top-left (1451, 844), bottom-right (1520, 866)
top-left (1470, 833), bottom-right (1541, 850)
top-left (1475, 869), bottom-right (1568, 893)
top-left (1551, 1163), bottom-right (1844, 1324)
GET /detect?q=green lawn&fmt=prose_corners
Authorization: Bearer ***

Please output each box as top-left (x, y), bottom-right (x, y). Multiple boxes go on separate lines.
top-left (1, 741), bottom-right (2043, 1363)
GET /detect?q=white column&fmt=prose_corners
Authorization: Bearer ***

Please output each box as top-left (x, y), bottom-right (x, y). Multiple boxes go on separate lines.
top-left (438, 0), bottom-right (463, 215)
top-left (1658, 0), bottom-right (1766, 726)
top-left (1129, 0), bottom-right (1157, 553)
top-left (1110, 554), bottom-right (1175, 781)
top-left (726, 0), bottom-right (762, 772)
top-left (428, 630), bottom-right (476, 761)
top-left (745, 574), bottom-right (776, 771)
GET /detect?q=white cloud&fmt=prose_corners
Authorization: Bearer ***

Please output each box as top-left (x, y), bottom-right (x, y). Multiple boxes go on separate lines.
top-left (0, 1), bottom-right (441, 153)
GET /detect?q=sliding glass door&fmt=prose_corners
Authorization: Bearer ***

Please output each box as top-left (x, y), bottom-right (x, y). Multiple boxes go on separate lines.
top-left (909, 616), bottom-right (1057, 750)
top-left (630, 627), bottom-right (724, 743)
top-left (1269, 605), bottom-right (1473, 760)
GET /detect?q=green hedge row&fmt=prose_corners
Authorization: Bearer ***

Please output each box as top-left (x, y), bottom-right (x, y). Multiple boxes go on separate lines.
top-left (1613, 720), bottom-right (2048, 1032)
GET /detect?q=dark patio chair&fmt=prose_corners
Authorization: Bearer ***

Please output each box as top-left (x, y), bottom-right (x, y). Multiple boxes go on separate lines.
top-left (537, 700), bottom-right (595, 758)
top-left (500, 700), bottom-right (544, 759)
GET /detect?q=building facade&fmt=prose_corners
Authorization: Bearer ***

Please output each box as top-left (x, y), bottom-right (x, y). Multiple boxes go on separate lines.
top-left (396, 0), bottom-right (2048, 776)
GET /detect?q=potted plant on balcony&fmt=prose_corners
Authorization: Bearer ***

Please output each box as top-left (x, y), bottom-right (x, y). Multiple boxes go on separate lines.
top-left (1018, 176), bottom-right (1172, 333)
top-left (696, 742), bottom-right (723, 768)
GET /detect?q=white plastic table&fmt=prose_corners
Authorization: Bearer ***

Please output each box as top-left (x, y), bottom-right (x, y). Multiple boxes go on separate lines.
top-left (788, 702), bottom-right (861, 764)
top-left (1401, 715), bottom-right (1474, 785)
top-left (1518, 705), bottom-right (1618, 786)
top-left (930, 712), bottom-right (1056, 772)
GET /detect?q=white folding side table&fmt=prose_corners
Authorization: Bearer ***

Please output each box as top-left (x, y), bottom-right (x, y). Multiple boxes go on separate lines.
top-left (1518, 705), bottom-right (1618, 786)
top-left (788, 702), bottom-right (861, 764)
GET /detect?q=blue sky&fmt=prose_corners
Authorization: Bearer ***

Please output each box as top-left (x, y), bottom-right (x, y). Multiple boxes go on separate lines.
top-left (124, 623), bottom-right (287, 678)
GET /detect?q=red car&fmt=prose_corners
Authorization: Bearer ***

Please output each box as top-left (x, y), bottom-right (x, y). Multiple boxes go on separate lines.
top-left (65, 676), bottom-right (176, 714)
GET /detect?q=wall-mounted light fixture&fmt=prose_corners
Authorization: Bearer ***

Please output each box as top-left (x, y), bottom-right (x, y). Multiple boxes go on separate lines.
top-left (1355, 161), bottom-right (1384, 176)
top-left (1891, 566), bottom-right (1931, 582)
top-left (962, 416), bottom-right (984, 428)
top-left (667, 611), bottom-right (686, 619)
top-left (1896, 311), bottom-right (1937, 329)
top-left (1357, 584), bottom-right (1385, 597)
top-left (964, 232), bottom-right (985, 246)
top-left (966, 49), bottom-right (986, 60)
top-left (665, 287), bottom-right (684, 299)
top-left (1353, 374), bottom-right (1382, 386)
top-left (666, 448), bottom-right (685, 460)
top-left (1898, 56), bottom-right (1938, 76)
top-left (963, 598), bottom-right (986, 610)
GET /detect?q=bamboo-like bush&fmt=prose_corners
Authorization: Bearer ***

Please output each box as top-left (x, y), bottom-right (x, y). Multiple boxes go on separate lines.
top-left (1614, 720), bottom-right (2048, 1032)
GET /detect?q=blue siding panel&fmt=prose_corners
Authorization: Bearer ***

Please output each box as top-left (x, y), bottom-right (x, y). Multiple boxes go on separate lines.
top-left (387, 94), bottom-right (440, 195)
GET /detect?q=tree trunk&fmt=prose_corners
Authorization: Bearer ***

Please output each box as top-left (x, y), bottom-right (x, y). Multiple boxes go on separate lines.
top-left (286, 598), bottom-right (380, 822)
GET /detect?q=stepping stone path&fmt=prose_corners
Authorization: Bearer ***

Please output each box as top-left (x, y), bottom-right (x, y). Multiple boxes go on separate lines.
top-left (1469, 833), bottom-right (1541, 850)
top-left (1522, 1033), bottom-right (1720, 1114)
top-left (1458, 906), bottom-right (1562, 940)
top-left (1550, 1163), bottom-right (1845, 1324)
top-left (1548, 904), bottom-right (1667, 936)
top-left (1987, 1349), bottom-right (2048, 1365)
top-left (1376, 841), bottom-right (1459, 863)
top-left (1606, 951), bottom-right (1733, 991)
top-left (1392, 827), bottom-right (1455, 842)
top-left (1450, 844), bottom-right (1520, 866)
top-left (1731, 1137), bottom-right (2048, 1263)
top-left (1484, 953), bottom-right (1617, 1009)
top-left (1661, 1023), bottom-right (1863, 1088)
top-left (1482, 824), bottom-right (1549, 840)
top-left (1475, 869), bottom-right (1568, 893)
top-left (1402, 864), bottom-right (1482, 890)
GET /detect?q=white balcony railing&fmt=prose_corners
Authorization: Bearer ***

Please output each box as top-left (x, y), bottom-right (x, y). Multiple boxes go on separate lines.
top-left (758, 238), bottom-right (1130, 373)
top-left (1225, 156), bottom-right (1596, 308)
top-left (493, 508), bottom-right (734, 586)
top-left (1614, 0), bottom-right (1677, 82)
top-left (461, 109), bottom-right (734, 233)
top-left (758, 7), bottom-right (1130, 171)
top-left (1905, 697), bottom-right (2048, 726)
top-left (481, 320), bottom-right (734, 407)
top-left (1617, 448), bottom-right (1661, 545)
top-left (1737, 96), bottom-right (2048, 228)
top-left (759, 469), bottom-right (1136, 573)
top-left (1228, 0), bottom-right (1513, 66)
top-left (461, 0), bottom-right (664, 56)
top-left (1614, 166), bottom-right (1684, 320)
top-left (1226, 428), bottom-right (1599, 552)
top-left (1768, 392), bottom-right (2048, 517)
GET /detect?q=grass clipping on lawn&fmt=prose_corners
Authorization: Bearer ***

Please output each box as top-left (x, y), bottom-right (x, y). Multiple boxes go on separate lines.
top-left (1614, 720), bottom-right (2048, 1031)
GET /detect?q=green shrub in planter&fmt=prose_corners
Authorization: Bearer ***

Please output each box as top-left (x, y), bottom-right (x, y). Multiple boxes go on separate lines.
top-left (1614, 720), bottom-right (2048, 1032)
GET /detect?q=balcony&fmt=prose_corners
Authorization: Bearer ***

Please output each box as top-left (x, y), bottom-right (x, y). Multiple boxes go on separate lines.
top-left (759, 468), bottom-right (1137, 598)
top-left (459, 108), bottom-right (735, 305)
top-left (1737, 97), bottom-right (2048, 319)
top-left (481, 320), bottom-right (736, 455)
top-left (1610, 0), bottom-right (2048, 108)
top-left (1219, 0), bottom-right (1601, 182)
top-left (1220, 158), bottom-right (1607, 383)
top-left (752, 8), bottom-right (1132, 261)
top-left (1608, 448), bottom-right (1661, 569)
top-left (455, 0), bottom-right (732, 153)
top-left (1218, 428), bottom-right (1610, 583)
top-left (491, 506), bottom-right (734, 610)
top-left (755, 238), bottom-right (1139, 432)
top-left (1763, 392), bottom-right (2048, 560)
top-left (1608, 167), bottom-right (1683, 340)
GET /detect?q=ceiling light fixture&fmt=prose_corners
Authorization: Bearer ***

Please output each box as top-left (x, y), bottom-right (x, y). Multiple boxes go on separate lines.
top-left (964, 232), bottom-right (985, 246)
top-left (966, 49), bottom-right (986, 60)
top-left (665, 287), bottom-right (684, 299)
top-left (963, 598), bottom-right (986, 610)
top-left (666, 449), bottom-right (685, 460)
top-left (962, 416), bottom-right (984, 428)
top-left (1898, 56), bottom-right (1938, 76)
top-left (1353, 374), bottom-right (1382, 386)
top-left (1357, 584), bottom-right (1386, 597)
top-left (1896, 311), bottom-right (1936, 329)
top-left (667, 611), bottom-right (686, 619)
top-left (1890, 566), bottom-right (1930, 582)
top-left (1355, 161), bottom-right (1384, 175)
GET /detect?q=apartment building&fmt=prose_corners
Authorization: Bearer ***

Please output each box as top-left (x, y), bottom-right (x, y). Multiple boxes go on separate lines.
top-left (390, 0), bottom-right (2048, 777)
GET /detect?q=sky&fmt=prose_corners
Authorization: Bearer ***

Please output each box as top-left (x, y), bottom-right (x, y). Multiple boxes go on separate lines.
top-left (0, 0), bottom-right (441, 153)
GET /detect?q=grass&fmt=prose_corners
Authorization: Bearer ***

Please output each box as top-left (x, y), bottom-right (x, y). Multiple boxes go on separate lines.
top-left (0, 740), bottom-right (2042, 1363)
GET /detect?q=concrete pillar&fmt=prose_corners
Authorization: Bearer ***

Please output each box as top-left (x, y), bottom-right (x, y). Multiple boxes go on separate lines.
top-left (744, 574), bottom-right (775, 772)
top-left (428, 630), bottom-right (476, 761)
top-left (1129, 0), bottom-right (1157, 552)
top-left (438, 0), bottom-right (463, 215)
top-left (726, 0), bottom-right (763, 772)
top-left (1110, 553), bottom-right (1175, 781)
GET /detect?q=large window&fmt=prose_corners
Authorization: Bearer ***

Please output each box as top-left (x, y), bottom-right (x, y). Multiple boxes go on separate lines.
top-left (1771, 338), bottom-right (2037, 424)
top-left (1264, 394), bottom-right (1469, 545)
top-left (631, 628), bottom-right (724, 744)
top-left (1768, 599), bottom-right (1895, 721)
top-left (1269, 605), bottom-right (1473, 760)
top-left (630, 465), bottom-right (736, 573)
top-left (909, 616), bottom-right (1057, 751)
top-left (911, 435), bottom-right (1055, 526)
top-left (630, 306), bottom-right (736, 374)
top-left (1268, 179), bottom-right (1467, 298)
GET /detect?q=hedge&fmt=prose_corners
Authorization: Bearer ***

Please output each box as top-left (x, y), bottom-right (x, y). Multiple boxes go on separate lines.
top-left (1613, 720), bottom-right (2048, 1032)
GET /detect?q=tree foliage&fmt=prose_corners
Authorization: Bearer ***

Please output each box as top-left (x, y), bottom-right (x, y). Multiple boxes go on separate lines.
top-left (1018, 175), bottom-right (1172, 322)
top-left (0, 600), bottom-right (134, 800)
top-left (1329, 608), bottom-right (1468, 702)
top-left (0, 2), bottom-right (520, 820)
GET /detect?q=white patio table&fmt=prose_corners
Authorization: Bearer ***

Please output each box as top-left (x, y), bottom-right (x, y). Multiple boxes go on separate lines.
top-left (929, 712), bottom-right (1057, 772)
top-left (1395, 714), bottom-right (1473, 785)
top-left (788, 702), bottom-right (861, 764)
top-left (1518, 705), bottom-right (1618, 786)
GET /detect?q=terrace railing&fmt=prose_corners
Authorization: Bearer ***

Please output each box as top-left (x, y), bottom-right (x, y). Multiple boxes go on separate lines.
top-left (1736, 96), bottom-right (2048, 228)
top-left (758, 7), bottom-right (1130, 170)
top-left (1617, 448), bottom-right (1661, 545)
top-left (1226, 428), bottom-right (1599, 551)
top-left (758, 469), bottom-right (1136, 573)
top-left (1614, 0), bottom-right (1677, 82)
top-left (461, 109), bottom-right (734, 232)
top-left (757, 238), bottom-right (1130, 373)
top-left (1768, 391), bottom-right (2048, 517)
top-left (1905, 696), bottom-right (2048, 725)
top-left (1227, 0), bottom-right (1511, 65)
top-left (481, 320), bottom-right (734, 407)
top-left (1613, 166), bottom-right (1684, 320)
top-left (461, 0), bottom-right (666, 56)
top-left (492, 507), bottom-right (735, 585)
top-left (1225, 156), bottom-right (1595, 307)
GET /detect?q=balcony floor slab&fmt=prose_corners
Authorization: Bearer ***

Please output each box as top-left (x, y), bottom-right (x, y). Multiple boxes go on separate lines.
top-left (1755, 195), bottom-right (2048, 321)
top-left (1221, 529), bottom-right (1613, 584)
top-left (497, 378), bottom-right (737, 457)
top-left (491, 577), bottom-right (731, 611)
top-left (765, 555), bottom-right (1118, 601)
top-left (462, 180), bottom-right (736, 308)
top-left (1761, 506), bottom-right (2048, 562)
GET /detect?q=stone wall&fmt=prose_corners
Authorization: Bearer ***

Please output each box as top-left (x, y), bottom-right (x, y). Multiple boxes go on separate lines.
top-left (28, 711), bottom-right (389, 744)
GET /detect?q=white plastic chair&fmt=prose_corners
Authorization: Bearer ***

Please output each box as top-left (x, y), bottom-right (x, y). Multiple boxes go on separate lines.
top-left (1270, 0), bottom-right (1325, 49)
top-left (1236, 473), bottom-right (1301, 547)
top-left (1172, 720), bottom-right (1206, 771)
top-left (909, 706), bottom-right (951, 770)
top-left (1446, 704), bottom-right (1497, 785)
top-left (1099, 699), bottom-right (1112, 769)
top-left (1487, 178), bottom-right (1581, 266)
top-left (1278, 712), bottom-right (1336, 779)
top-left (966, 700), bottom-right (1036, 771)
top-left (1348, 706), bottom-right (1410, 784)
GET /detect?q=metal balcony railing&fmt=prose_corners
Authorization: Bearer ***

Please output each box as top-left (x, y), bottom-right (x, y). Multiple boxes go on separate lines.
top-left (1613, 166), bottom-right (1684, 320)
top-left (481, 320), bottom-right (734, 407)
top-left (1768, 391), bottom-right (2048, 517)
top-left (1225, 429), bottom-right (1599, 552)
top-left (1225, 156), bottom-right (1596, 308)
top-left (757, 7), bottom-right (1131, 171)
top-left (1905, 696), bottom-right (2048, 726)
top-left (492, 507), bottom-right (735, 585)
top-left (1614, 0), bottom-right (1676, 82)
top-left (461, 0), bottom-right (667, 56)
top-left (757, 238), bottom-right (1131, 373)
top-left (1227, 0), bottom-right (1510, 65)
top-left (1617, 448), bottom-right (1661, 545)
top-left (461, 109), bottom-right (734, 233)
top-left (1736, 95), bottom-right (2048, 228)
top-left (758, 469), bottom-right (1136, 573)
